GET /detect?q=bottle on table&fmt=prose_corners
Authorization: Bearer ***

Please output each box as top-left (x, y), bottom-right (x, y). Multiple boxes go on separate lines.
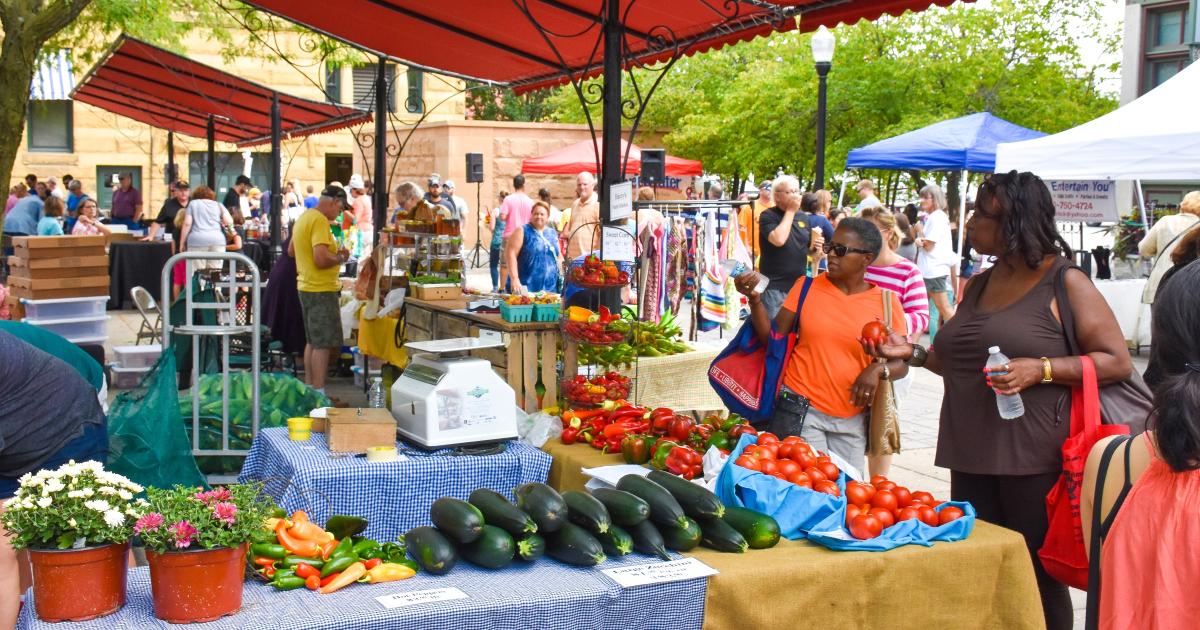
top-left (986, 346), bottom-right (1025, 420)
top-left (368, 377), bottom-right (385, 409)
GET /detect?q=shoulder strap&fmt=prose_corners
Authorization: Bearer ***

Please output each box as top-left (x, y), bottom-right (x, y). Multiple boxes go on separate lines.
top-left (1053, 261), bottom-right (1084, 356)
top-left (1085, 435), bottom-right (1135, 630)
top-left (881, 288), bottom-right (894, 332)
top-left (789, 276), bottom-right (814, 335)
top-left (1156, 220), bottom-right (1200, 258)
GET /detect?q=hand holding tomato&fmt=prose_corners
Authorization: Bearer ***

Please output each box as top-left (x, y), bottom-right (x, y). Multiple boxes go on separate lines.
top-left (859, 331), bottom-right (913, 361)
top-left (861, 320), bottom-right (888, 344)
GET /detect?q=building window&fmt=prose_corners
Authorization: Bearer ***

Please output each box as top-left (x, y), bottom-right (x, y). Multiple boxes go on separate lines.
top-left (1147, 6), bottom-right (1186, 51)
top-left (27, 100), bottom-right (73, 152)
top-left (1141, 3), bottom-right (1190, 94)
top-left (324, 63), bottom-right (341, 103)
top-left (406, 68), bottom-right (424, 114)
top-left (352, 63), bottom-right (396, 113)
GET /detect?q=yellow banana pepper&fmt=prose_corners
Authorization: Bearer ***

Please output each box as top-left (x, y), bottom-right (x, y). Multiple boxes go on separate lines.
top-left (360, 562), bottom-right (417, 583)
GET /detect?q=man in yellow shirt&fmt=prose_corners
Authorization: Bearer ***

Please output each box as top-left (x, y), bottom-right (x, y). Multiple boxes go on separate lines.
top-left (737, 179), bottom-right (773, 267)
top-left (288, 185), bottom-right (350, 394)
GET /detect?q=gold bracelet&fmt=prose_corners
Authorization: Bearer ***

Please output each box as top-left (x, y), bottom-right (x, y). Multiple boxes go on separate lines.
top-left (1040, 357), bottom-right (1053, 384)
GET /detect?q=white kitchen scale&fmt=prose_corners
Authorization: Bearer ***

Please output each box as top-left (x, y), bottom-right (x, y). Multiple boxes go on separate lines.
top-left (390, 336), bottom-right (519, 449)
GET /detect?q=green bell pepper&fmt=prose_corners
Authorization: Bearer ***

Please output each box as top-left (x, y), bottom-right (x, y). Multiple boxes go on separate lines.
top-left (704, 431), bottom-right (732, 452)
top-left (620, 434), bottom-right (656, 465)
top-left (325, 515), bottom-right (369, 541)
top-left (650, 440), bottom-right (679, 470)
top-left (352, 539), bottom-right (381, 559)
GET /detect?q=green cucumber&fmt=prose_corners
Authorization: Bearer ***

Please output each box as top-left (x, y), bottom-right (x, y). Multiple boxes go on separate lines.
top-left (628, 519), bottom-right (671, 560)
top-left (545, 522), bottom-right (607, 566)
top-left (616, 475), bottom-right (688, 529)
top-left (514, 483), bottom-right (567, 533)
top-left (590, 488), bottom-right (651, 527)
top-left (658, 516), bottom-right (702, 551)
top-left (430, 497), bottom-right (485, 544)
top-left (515, 533), bottom-right (545, 561)
top-left (595, 525), bottom-right (633, 556)
top-left (647, 470), bottom-right (726, 520)
top-left (458, 525), bottom-right (514, 570)
top-left (563, 490), bottom-right (611, 534)
top-left (469, 488), bottom-right (538, 536)
top-left (405, 526), bottom-right (458, 575)
top-left (698, 516), bottom-right (749, 553)
top-left (722, 506), bottom-right (781, 550)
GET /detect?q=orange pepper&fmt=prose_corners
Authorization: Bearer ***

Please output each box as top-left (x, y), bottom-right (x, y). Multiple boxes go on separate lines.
top-left (252, 556), bottom-right (277, 568)
top-left (291, 510), bottom-right (310, 524)
top-left (275, 520), bottom-right (320, 557)
top-left (289, 520), bottom-right (328, 541)
top-left (319, 539), bottom-right (339, 560)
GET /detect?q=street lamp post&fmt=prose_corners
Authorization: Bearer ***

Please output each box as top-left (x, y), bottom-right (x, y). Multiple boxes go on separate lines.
top-left (811, 25), bottom-right (835, 191)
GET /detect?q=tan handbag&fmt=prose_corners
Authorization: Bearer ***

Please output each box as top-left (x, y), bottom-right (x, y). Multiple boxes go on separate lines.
top-left (356, 246), bottom-right (386, 320)
top-left (868, 290), bottom-right (902, 456)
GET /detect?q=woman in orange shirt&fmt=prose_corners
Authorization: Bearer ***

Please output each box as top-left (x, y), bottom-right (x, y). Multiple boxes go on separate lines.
top-left (735, 217), bottom-right (907, 474)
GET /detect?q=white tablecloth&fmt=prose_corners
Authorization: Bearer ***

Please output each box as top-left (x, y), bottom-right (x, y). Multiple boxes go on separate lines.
top-left (1094, 279), bottom-right (1151, 351)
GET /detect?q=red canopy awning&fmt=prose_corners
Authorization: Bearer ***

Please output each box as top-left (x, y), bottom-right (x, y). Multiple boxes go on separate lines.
top-left (239, 0), bottom-right (959, 92)
top-left (71, 35), bottom-right (372, 146)
top-left (522, 139), bottom-right (703, 177)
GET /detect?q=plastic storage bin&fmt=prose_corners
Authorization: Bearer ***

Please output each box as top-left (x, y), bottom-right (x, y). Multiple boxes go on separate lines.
top-left (23, 315), bottom-right (109, 343)
top-left (499, 303), bottom-right (533, 323)
top-left (108, 365), bottom-right (150, 389)
top-left (113, 344), bottom-right (163, 369)
top-left (19, 296), bottom-right (109, 320)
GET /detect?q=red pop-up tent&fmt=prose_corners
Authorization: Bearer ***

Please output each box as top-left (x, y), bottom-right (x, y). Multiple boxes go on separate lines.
top-left (521, 139), bottom-right (703, 177)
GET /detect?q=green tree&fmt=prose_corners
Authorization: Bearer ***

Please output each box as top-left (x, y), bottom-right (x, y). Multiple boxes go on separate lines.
top-left (465, 82), bottom-right (556, 122)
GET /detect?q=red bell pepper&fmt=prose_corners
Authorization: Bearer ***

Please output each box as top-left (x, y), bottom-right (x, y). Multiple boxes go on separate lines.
top-left (620, 434), bottom-right (656, 465)
top-left (665, 446), bottom-right (704, 480)
top-left (649, 440), bottom-right (679, 470)
top-left (590, 435), bottom-right (606, 450)
top-left (667, 416), bottom-right (695, 442)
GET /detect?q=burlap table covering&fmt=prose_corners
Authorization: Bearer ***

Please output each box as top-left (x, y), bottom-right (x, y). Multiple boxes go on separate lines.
top-left (616, 342), bottom-right (725, 414)
top-left (542, 441), bottom-right (1045, 630)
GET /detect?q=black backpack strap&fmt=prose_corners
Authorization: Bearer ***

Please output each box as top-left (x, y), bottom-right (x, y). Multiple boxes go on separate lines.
top-left (1085, 435), bottom-right (1135, 630)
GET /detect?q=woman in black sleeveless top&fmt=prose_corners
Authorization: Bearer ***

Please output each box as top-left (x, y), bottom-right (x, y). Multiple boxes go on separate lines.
top-left (867, 172), bottom-right (1132, 630)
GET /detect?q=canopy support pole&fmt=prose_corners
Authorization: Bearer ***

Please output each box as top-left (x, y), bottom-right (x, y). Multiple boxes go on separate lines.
top-left (957, 169), bottom-right (968, 261)
top-left (1134, 179), bottom-right (1150, 230)
top-left (373, 57), bottom-right (388, 234)
top-left (166, 131), bottom-right (175, 185)
top-left (836, 171), bottom-right (849, 208)
top-left (270, 92), bottom-right (283, 251)
top-left (599, 0), bottom-right (622, 226)
top-left (206, 115), bottom-right (216, 190)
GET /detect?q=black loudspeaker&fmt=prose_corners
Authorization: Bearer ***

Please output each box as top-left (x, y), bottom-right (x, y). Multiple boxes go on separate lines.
top-left (641, 149), bottom-right (666, 183)
top-left (466, 153), bottom-right (484, 183)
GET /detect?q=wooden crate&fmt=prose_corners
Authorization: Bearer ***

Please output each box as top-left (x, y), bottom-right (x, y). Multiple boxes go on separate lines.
top-left (411, 284), bottom-right (462, 301)
top-left (323, 408), bottom-right (397, 453)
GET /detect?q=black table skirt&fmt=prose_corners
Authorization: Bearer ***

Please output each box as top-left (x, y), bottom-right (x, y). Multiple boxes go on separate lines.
top-left (108, 241), bottom-right (174, 309)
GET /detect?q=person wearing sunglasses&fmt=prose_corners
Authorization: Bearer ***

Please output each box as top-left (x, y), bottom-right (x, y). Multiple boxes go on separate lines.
top-left (735, 218), bottom-right (907, 475)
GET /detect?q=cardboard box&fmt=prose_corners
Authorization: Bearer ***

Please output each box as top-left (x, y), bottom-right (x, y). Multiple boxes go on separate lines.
top-left (13, 244), bottom-right (108, 260)
top-left (323, 408), bottom-right (396, 453)
top-left (8, 284), bottom-right (110, 300)
top-left (9, 264), bottom-right (108, 279)
top-left (105, 233), bottom-right (137, 244)
top-left (411, 284), bottom-right (462, 301)
top-left (12, 235), bottom-right (106, 249)
top-left (3, 294), bottom-right (24, 321)
top-left (7, 254), bottom-right (109, 270)
top-left (7, 275), bottom-right (110, 291)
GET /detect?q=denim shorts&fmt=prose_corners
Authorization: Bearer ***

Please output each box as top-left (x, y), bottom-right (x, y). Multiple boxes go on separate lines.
top-left (0, 420), bottom-right (108, 499)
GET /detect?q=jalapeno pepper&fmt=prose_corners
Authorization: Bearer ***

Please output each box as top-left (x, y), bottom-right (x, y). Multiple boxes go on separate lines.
top-left (271, 575), bottom-right (307, 591)
top-left (351, 539), bottom-right (380, 558)
top-left (320, 554), bottom-right (357, 578)
top-left (280, 555), bottom-right (324, 570)
top-left (250, 543), bottom-right (287, 559)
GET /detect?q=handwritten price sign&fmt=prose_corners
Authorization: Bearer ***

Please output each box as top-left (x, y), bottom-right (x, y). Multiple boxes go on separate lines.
top-left (601, 557), bottom-right (719, 588)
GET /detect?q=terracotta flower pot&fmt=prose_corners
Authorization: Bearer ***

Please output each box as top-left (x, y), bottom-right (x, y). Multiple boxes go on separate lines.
top-left (146, 542), bottom-right (248, 624)
top-left (27, 541), bottom-right (130, 622)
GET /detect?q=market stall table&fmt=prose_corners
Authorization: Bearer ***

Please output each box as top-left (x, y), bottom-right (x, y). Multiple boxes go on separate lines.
top-left (542, 441), bottom-right (1045, 630)
top-left (16, 552), bottom-right (707, 630)
top-left (108, 241), bottom-right (173, 309)
top-left (239, 428), bottom-right (552, 541)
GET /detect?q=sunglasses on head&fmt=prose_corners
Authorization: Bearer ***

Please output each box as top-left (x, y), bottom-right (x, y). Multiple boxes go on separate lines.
top-left (823, 241), bottom-right (874, 257)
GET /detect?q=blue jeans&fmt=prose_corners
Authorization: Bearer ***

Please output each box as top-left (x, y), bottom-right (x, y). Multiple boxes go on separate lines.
top-left (489, 245), bottom-right (502, 291)
top-left (0, 420), bottom-right (108, 499)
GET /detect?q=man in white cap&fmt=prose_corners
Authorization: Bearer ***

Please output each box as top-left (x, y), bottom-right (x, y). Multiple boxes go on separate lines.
top-left (423, 173), bottom-right (457, 217)
top-left (442, 179), bottom-right (468, 226)
top-left (348, 174), bottom-right (373, 257)
top-left (854, 178), bottom-right (882, 214)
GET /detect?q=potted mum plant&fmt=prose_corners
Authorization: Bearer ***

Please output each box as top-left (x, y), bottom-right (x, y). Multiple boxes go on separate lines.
top-left (137, 483), bottom-right (275, 623)
top-left (1, 460), bottom-right (145, 622)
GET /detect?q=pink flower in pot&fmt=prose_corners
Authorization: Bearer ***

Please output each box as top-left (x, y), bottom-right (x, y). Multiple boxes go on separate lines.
top-left (134, 513), bottom-right (164, 535)
top-left (170, 521), bottom-right (197, 548)
top-left (212, 502), bottom-right (238, 525)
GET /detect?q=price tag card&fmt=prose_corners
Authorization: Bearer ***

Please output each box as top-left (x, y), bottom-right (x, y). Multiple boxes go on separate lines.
top-left (601, 224), bottom-right (635, 262)
top-left (376, 587), bottom-right (469, 609)
top-left (601, 557), bottom-right (718, 588)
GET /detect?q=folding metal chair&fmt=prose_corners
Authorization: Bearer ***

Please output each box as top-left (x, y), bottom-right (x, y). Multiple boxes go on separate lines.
top-left (130, 286), bottom-right (162, 345)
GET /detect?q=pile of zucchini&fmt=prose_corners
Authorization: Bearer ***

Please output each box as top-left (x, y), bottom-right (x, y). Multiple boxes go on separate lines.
top-left (405, 476), bottom-right (780, 575)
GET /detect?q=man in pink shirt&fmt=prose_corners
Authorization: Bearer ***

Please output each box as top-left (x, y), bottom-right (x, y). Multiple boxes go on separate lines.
top-left (500, 174), bottom-right (534, 239)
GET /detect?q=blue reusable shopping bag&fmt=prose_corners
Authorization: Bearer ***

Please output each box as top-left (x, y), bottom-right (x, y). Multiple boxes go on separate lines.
top-left (805, 501), bottom-right (976, 552)
top-left (707, 277), bottom-right (812, 422)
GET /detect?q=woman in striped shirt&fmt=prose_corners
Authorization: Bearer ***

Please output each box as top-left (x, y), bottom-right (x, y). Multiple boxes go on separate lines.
top-left (860, 206), bottom-right (930, 477)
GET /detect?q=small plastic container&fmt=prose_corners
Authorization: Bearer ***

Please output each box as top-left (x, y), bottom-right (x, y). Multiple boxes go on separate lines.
top-left (352, 365), bottom-right (365, 388)
top-left (113, 344), bottom-right (163, 369)
top-left (19, 296), bottom-right (109, 320)
top-left (23, 315), bottom-right (109, 343)
top-left (108, 365), bottom-right (150, 389)
top-left (500, 303), bottom-right (533, 323)
top-left (533, 303), bottom-right (561, 322)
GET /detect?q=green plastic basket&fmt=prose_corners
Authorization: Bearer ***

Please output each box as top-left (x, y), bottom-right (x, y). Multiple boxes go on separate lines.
top-left (533, 303), bottom-right (561, 322)
top-left (500, 302), bottom-right (534, 323)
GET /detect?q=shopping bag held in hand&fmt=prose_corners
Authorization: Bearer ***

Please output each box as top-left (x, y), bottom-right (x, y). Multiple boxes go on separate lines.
top-left (1038, 355), bottom-right (1129, 590)
top-left (708, 277), bottom-right (811, 421)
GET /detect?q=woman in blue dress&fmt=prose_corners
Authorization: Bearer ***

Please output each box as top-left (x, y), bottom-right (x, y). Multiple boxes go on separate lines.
top-left (506, 200), bottom-right (561, 294)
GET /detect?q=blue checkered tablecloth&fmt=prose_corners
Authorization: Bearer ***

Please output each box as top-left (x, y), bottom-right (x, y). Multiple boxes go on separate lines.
top-left (238, 428), bottom-right (552, 541)
top-left (17, 553), bottom-right (707, 630)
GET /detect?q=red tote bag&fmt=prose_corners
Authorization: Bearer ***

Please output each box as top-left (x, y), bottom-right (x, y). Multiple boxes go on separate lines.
top-left (1038, 356), bottom-right (1129, 590)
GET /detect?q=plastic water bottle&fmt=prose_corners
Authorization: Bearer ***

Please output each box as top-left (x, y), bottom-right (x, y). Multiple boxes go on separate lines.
top-left (368, 377), bottom-right (385, 409)
top-left (986, 346), bottom-right (1025, 420)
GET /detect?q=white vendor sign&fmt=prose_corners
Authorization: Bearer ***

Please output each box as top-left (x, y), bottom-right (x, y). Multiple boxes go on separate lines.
top-left (1047, 180), bottom-right (1119, 223)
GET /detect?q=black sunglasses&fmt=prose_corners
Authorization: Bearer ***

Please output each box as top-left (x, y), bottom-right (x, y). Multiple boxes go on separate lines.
top-left (823, 241), bottom-right (874, 257)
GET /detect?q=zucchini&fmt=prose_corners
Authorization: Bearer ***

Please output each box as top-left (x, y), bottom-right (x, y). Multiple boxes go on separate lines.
top-left (658, 516), bottom-right (702, 551)
top-left (514, 483), bottom-right (567, 533)
top-left (615, 475), bottom-right (688, 529)
top-left (590, 488), bottom-right (651, 527)
top-left (429, 497), bottom-right (485, 544)
top-left (563, 490), bottom-right (611, 534)
top-left (647, 470), bottom-right (726, 520)
top-left (595, 525), bottom-right (633, 557)
top-left (469, 488), bottom-right (538, 536)
top-left (628, 519), bottom-right (671, 561)
top-left (545, 522), bottom-right (607, 566)
top-left (458, 525), bottom-right (514, 570)
top-left (698, 516), bottom-right (749, 553)
top-left (515, 533), bottom-right (545, 561)
top-left (722, 507), bottom-right (781, 550)
top-left (405, 526), bottom-right (458, 575)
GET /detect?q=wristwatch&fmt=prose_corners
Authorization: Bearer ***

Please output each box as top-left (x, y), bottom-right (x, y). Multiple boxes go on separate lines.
top-left (1040, 357), bottom-right (1054, 383)
top-left (907, 344), bottom-right (928, 368)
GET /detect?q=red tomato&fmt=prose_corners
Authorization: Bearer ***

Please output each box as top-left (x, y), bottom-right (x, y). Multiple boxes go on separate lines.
top-left (875, 480), bottom-right (897, 492)
top-left (870, 475), bottom-right (890, 486)
top-left (788, 471), bottom-right (812, 488)
top-left (777, 443), bottom-right (794, 460)
top-left (849, 514), bottom-right (883, 540)
top-left (816, 455), bottom-right (831, 463)
top-left (938, 506), bottom-right (965, 525)
top-left (896, 506), bottom-right (921, 522)
top-left (804, 467), bottom-right (827, 484)
top-left (845, 482), bottom-right (872, 507)
top-left (776, 459), bottom-right (801, 478)
top-left (734, 455), bottom-right (760, 471)
top-left (869, 507), bottom-right (895, 529)
top-left (817, 461), bottom-right (840, 481)
top-left (861, 320), bottom-right (888, 343)
top-left (793, 442), bottom-right (815, 459)
top-left (742, 445), bottom-right (762, 459)
top-left (845, 504), bottom-right (863, 526)
top-left (769, 471), bottom-right (787, 480)
top-left (782, 435), bottom-right (805, 445)
top-left (758, 460), bottom-right (778, 476)
top-left (930, 500), bottom-right (945, 508)
top-left (911, 491), bottom-right (935, 506)
top-left (917, 505), bottom-right (940, 527)
top-left (757, 432), bottom-right (780, 446)
top-left (892, 486), bottom-right (913, 508)
top-left (814, 480), bottom-right (841, 496)
top-left (871, 490), bottom-right (898, 513)
top-left (792, 452), bottom-right (816, 469)
top-left (758, 444), bottom-right (779, 460)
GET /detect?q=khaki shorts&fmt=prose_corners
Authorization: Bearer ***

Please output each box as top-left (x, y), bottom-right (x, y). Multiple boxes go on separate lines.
top-left (297, 290), bottom-right (342, 349)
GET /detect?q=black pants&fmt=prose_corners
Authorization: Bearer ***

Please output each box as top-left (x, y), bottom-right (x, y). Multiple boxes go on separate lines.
top-left (951, 470), bottom-right (1073, 630)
